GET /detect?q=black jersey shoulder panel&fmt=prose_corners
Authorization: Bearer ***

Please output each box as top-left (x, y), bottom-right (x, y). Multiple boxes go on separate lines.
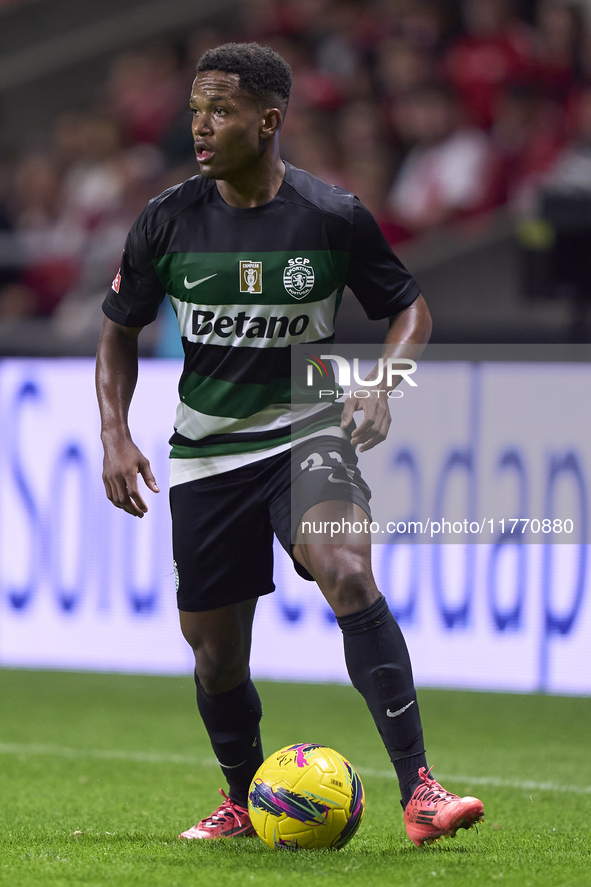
top-left (138, 165), bottom-right (356, 256)
top-left (281, 163), bottom-right (356, 224)
top-left (145, 176), bottom-right (217, 232)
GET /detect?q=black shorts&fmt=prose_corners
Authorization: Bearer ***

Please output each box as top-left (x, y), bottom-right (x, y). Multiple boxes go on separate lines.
top-left (170, 435), bottom-right (371, 612)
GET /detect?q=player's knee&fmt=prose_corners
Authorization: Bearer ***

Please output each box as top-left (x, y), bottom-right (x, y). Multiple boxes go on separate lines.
top-left (193, 642), bottom-right (250, 694)
top-left (180, 608), bottom-right (253, 693)
top-left (316, 554), bottom-right (379, 616)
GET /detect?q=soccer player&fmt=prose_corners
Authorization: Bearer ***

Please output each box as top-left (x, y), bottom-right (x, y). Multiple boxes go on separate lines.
top-left (96, 42), bottom-right (484, 847)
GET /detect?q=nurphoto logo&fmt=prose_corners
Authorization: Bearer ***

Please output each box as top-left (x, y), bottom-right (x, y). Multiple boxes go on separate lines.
top-left (304, 353), bottom-right (418, 399)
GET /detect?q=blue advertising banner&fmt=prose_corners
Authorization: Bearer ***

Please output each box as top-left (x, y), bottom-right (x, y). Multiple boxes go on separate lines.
top-left (0, 357), bottom-right (589, 694)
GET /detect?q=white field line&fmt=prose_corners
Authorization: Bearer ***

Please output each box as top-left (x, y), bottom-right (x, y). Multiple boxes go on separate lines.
top-left (0, 742), bottom-right (204, 766)
top-left (1, 742), bottom-right (589, 795)
top-left (359, 768), bottom-right (591, 795)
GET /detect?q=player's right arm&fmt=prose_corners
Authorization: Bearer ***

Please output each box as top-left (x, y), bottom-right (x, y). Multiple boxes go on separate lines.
top-left (96, 316), bottom-right (159, 518)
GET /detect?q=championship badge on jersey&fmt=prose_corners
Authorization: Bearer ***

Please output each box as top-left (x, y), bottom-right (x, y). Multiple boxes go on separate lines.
top-left (283, 257), bottom-right (315, 300)
top-left (239, 260), bottom-right (263, 294)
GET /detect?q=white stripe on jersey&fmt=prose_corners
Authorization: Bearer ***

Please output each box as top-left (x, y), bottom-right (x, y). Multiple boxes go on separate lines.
top-left (173, 401), bottom-right (334, 443)
top-left (169, 425), bottom-right (348, 485)
top-left (171, 291), bottom-right (338, 349)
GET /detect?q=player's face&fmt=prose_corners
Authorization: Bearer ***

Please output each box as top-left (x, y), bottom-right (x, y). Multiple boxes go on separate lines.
top-left (190, 71), bottom-right (267, 181)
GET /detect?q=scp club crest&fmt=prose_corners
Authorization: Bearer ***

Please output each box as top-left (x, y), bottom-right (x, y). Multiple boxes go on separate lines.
top-left (283, 257), bottom-right (315, 300)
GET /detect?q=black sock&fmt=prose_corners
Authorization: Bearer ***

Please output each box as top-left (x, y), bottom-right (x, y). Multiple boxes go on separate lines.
top-left (195, 673), bottom-right (264, 808)
top-left (337, 595), bottom-right (427, 808)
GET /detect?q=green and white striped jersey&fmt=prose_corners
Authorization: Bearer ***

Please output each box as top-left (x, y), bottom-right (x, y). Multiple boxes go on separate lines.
top-left (102, 163), bottom-right (419, 479)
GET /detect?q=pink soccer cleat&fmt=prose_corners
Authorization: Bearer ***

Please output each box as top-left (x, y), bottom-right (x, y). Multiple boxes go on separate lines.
top-left (179, 788), bottom-right (257, 839)
top-left (404, 767), bottom-right (484, 847)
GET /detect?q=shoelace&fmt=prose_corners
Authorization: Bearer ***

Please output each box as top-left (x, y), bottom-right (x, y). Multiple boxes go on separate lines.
top-left (202, 789), bottom-right (246, 826)
top-left (412, 766), bottom-right (459, 806)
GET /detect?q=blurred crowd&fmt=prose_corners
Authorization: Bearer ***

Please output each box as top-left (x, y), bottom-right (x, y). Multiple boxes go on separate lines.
top-left (1, 0), bottom-right (591, 342)
top-left (0, 0), bottom-right (40, 10)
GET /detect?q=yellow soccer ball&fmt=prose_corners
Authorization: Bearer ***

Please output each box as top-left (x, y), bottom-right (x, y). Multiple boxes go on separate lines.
top-left (248, 743), bottom-right (365, 850)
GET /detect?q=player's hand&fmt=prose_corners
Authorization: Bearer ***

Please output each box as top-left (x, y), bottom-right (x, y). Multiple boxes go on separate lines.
top-left (340, 391), bottom-right (391, 452)
top-left (101, 437), bottom-right (159, 517)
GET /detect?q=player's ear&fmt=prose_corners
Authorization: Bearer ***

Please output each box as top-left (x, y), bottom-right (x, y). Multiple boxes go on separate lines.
top-left (260, 107), bottom-right (283, 140)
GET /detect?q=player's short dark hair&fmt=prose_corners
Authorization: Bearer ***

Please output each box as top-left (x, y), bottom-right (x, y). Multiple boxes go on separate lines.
top-left (196, 42), bottom-right (292, 113)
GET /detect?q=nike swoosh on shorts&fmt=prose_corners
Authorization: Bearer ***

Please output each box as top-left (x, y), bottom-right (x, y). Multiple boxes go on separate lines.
top-left (328, 473), bottom-right (357, 486)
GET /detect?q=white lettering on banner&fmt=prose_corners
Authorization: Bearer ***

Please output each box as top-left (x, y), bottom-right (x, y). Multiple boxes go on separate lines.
top-left (0, 359), bottom-right (589, 694)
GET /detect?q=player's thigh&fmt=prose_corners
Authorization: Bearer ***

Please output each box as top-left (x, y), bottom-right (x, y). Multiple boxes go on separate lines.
top-left (285, 435), bottom-right (378, 615)
top-left (269, 435), bottom-right (372, 585)
top-left (293, 500), bottom-right (379, 617)
top-left (170, 469), bottom-right (275, 612)
top-left (290, 436), bottom-right (372, 536)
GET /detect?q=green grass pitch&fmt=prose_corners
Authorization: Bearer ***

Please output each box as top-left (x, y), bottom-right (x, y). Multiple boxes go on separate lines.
top-left (0, 669), bottom-right (589, 887)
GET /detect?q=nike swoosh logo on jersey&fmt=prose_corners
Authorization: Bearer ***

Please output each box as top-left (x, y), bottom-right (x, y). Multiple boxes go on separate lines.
top-left (184, 273), bottom-right (218, 289)
top-left (386, 700), bottom-right (415, 718)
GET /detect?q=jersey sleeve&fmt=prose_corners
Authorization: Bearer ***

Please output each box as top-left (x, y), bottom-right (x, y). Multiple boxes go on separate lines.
top-left (345, 201), bottom-right (420, 320)
top-left (102, 206), bottom-right (166, 327)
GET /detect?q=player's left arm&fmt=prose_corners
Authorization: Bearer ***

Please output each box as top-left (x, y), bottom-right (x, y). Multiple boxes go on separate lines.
top-left (340, 294), bottom-right (432, 452)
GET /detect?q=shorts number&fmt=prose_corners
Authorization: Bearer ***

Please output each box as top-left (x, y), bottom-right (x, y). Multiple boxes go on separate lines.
top-left (300, 450), bottom-right (357, 483)
top-left (300, 450), bottom-right (344, 472)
